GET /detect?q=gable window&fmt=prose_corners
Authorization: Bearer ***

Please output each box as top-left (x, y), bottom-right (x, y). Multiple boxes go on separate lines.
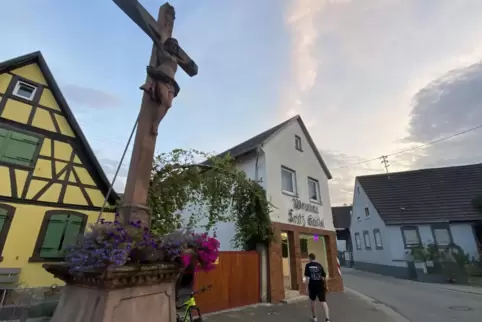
top-left (363, 231), bottom-right (371, 250)
top-left (13, 81), bottom-right (37, 101)
top-left (31, 211), bottom-right (87, 261)
top-left (308, 177), bottom-right (320, 203)
top-left (364, 207), bottom-right (370, 218)
top-left (0, 126), bottom-right (42, 168)
top-left (357, 186), bottom-right (360, 194)
top-left (401, 226), bottom-right (421, 248)
top-left (354, 233), bottom-right (362, 250)
top-left (373, 229), bottom-right (383, 249)
top-left (295, 135), bottom-right (302, 151)
top-left (0, 204), bottom-right (15, 261)
top-left (431, 224), bottom-right (452, 246)
top-left (281, 166), bottom-right (297, 195)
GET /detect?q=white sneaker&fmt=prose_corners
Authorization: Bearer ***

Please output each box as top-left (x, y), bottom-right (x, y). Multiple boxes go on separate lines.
top-left (312, 317), bottom-right (318, 322)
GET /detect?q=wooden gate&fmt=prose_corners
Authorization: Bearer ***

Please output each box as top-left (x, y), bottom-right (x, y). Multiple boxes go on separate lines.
top-left (194, 251), bottom-right (260, 313)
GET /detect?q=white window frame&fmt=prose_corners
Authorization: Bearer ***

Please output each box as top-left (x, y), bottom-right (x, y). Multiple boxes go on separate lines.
top-left (363, 231), bottom-right (371, 249)
top-left (355, 233), bottom-right (362, 250)
top-left (432, 225), bottom-right (452, 246)
top-left (307, 177), bottom-right (321, 203)
top-left (281, 166), bottom-right (297, 196)
top-left (373, 229), bottom-right (383, 249)
top-left (295, 135), bottom-right (302, 151)
top-left (12, 81), bottom-right (37, 101)
top-left (401, 226), bottom-right (421, 248)
top-left (364, 207), bottom-right (370, 218)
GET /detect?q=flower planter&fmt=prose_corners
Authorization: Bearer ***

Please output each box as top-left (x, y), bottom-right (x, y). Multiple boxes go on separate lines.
top-left (44, 263), bottom-right (181, 322)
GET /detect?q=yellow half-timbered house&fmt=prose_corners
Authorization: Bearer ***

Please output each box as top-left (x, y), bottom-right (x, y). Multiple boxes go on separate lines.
top-left (0, 52), bottom-right (118, 290)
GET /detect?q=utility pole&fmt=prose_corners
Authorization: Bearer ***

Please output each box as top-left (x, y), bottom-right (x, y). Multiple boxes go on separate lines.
top-left (380, 155), bottom-right (390, 173)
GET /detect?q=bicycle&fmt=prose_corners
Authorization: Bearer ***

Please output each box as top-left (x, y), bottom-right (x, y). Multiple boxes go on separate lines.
top-left (176, 284), bottom-right (212, 322)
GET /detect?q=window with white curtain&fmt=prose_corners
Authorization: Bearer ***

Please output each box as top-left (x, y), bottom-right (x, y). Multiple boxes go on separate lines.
top-left (401, 226), bottom-right (421, 247)
top-left (432, 226), bottom-right (452, 246)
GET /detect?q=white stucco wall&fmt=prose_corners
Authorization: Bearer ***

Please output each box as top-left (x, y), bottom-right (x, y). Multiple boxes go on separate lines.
top-left (352, 179), bottom-right (480, 266)
top-left (387, 222), bottom-right (480, 262)
top-left (179, 119), bottom-right (335, 250)
top-left (262, 119), bottom-right (334, 231)
top-left (350, 180), bottom-right (393, 266)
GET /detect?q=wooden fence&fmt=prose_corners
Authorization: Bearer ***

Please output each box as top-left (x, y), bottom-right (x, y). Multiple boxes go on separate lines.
top-left (194, 251), bottom-right (260, 314)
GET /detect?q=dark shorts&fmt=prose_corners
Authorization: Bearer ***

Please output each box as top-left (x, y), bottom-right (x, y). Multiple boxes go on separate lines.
top-left (308, 283), bottom-right (326, 302)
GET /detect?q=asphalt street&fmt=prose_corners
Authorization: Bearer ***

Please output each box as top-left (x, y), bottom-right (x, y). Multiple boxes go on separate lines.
top-left (342, 268), bottom-right (482, 322)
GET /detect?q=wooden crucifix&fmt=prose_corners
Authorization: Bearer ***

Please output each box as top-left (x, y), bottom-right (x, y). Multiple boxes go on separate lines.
top-left (113, 0), bottom-right (198, 227)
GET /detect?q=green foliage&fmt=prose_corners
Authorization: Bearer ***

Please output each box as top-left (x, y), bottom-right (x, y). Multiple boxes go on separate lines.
top-left (232, 180), bottom-right (275, 251)
top-left (472, 195), bottom-right (482, 214)
top-left (412, 242), bottom-right (470, 268)
top-left (147, 148), bottom-right (273, 248)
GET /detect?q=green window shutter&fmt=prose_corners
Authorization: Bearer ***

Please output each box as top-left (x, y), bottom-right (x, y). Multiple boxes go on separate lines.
top-left (0, 208), bottom-right (7, 233)
top-left (61, 215), bottom-right (84, 250)
top-left (40, 214), bottom-right (68, 259)
top-left (2, 131), bottom-right (40, 167)
top-left (0, 128), bottom-right (8, 159)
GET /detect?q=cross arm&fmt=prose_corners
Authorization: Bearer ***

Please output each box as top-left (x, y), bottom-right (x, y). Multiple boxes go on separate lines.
top-left (113, 0), bottom-right (163, 47)
top-left (163, 38), bottom-right (198, 77)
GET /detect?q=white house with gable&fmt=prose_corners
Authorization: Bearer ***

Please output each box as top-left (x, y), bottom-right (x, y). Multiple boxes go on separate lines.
top-left (189, 115), bottom-right (342, 303)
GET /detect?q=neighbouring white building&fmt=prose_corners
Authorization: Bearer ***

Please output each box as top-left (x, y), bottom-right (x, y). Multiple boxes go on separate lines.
top-left (189, 115), bottom-right (343, 303)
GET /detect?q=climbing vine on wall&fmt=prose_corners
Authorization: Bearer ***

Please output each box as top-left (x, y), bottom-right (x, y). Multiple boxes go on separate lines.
top-left (147, 148), bottom-right (274, 248)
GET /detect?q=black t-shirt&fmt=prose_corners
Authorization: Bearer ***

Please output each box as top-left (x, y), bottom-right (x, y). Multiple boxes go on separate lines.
top-left (304, 261), bottom-right (326, 287)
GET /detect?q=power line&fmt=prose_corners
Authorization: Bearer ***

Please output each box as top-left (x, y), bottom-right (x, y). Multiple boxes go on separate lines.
top-left (331, 123), bottom-right (482, 171)
top-left (380, 155), bottom-right (390, 173)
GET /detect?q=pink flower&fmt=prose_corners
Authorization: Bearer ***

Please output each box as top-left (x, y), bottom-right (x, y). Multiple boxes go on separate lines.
top-left (181, 254), bottom-right (192, 268)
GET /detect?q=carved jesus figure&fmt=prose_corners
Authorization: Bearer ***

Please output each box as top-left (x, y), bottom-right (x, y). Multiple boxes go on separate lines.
top-left (140, 48), bottom-right (179, 135)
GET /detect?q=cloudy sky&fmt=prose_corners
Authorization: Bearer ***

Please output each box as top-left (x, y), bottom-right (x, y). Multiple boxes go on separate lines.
top-left (2, 0), bottom-right (482, 206)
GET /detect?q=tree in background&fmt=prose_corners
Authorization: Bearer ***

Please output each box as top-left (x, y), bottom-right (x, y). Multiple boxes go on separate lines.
top-left (147, 148), bottom-right (274, 250)
top-left (472, 195), bottom-right (482, 214)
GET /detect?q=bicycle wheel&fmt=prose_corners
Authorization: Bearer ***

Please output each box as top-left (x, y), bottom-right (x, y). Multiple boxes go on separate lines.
top-left (187, 306), bottom-right (203, 322)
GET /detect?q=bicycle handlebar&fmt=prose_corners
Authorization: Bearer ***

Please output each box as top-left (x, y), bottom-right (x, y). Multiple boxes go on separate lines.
top-left (192, 284), bottom-right (212, 296)
top-left (177, 284), bottom-right (213, 300)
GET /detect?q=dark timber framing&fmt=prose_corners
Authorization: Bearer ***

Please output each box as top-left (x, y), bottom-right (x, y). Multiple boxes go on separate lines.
top-left (0, 203), bottom-right (16, 262)
top-left (29, 210), bottom-right (88, 262)
top-left (0, 51), bottom-right (119, 207)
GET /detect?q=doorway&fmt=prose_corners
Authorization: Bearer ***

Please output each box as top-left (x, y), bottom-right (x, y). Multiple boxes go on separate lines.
top-left (281, 232), bottom-right (291, 289)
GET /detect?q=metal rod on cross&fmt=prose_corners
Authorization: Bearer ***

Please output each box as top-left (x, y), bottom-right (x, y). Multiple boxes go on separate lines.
top-left (112, 0), bottom-right (198, 228)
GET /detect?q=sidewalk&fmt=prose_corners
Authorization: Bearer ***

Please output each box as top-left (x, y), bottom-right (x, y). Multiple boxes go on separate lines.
top-left (343, 267), bottom-right (482, 296)
top-left (205, 290), bottom-right (403, 322)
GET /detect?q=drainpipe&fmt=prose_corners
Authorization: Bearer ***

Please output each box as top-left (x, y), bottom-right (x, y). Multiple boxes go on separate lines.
top-left (254, 145), bottom-right (261, 182)
top-left (254, 144), bottom-right (268, 302)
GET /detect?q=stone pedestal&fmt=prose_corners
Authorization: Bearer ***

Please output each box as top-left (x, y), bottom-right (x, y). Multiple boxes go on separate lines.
top-left (44, 263), bottom-right (180, 322)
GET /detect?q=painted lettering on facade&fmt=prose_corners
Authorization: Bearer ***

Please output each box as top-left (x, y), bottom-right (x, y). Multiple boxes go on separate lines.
top-left (288, 209), bottom-right (324, 228)
top-left (292, 198), bottom-right (319, 214)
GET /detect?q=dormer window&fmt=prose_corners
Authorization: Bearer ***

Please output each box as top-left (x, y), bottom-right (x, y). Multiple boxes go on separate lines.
top-left (13, 81), bottom-right (37, 101)
top-left (295, 135), bottom-right (302, 151)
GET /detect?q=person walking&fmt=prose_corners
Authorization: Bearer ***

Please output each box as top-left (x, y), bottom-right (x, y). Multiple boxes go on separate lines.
top-left (304, 253), bottom-right (330, 322)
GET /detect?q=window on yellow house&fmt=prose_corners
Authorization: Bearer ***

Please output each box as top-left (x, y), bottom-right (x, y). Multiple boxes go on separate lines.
top-left (31, 211), bottom-right (87, 261)
top-left (0, 204), bottom-right (15, 260)
top-left (0, 125), bottom-right (42, 168)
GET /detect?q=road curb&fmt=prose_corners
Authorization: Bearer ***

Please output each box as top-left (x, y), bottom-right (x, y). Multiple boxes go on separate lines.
top-left (202, 302), bottom-right (274, 318)
top-left (344, 287), bottom-right (410, 322)
top-left (280, 295), bottom-right (308, 304)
